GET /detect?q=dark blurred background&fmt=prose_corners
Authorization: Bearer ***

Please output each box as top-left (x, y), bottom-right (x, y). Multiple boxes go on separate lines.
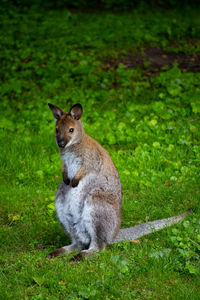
top-left (2, 0), bottom-right (200, 10)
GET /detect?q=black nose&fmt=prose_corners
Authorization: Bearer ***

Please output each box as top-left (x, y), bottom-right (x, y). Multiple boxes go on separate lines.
top-left (57, 140), bottom-right (65, 148)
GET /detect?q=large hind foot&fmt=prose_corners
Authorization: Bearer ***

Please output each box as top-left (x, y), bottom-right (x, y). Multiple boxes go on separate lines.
top-left (70, 250), bottom-right (97, 262)
top-left (47, 243), bottom-right (78, 258)
top-left (70, 240), bottom-right (106, 262)
top-left (47, 247), bottom-right (66, 258)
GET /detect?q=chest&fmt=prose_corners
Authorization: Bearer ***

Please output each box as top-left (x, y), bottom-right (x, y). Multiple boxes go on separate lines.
top-left (61, 151), bottom-right (82, 180)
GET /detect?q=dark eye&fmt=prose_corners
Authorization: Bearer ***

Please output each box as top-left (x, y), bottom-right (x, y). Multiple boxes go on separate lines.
top-left (69, 128), bottom-right (74, 133)
top-left (56, 128), bottom-right (59, 133)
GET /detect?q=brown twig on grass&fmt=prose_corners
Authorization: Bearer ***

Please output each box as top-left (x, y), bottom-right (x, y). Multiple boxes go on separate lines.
top-left (187, 237), bottom-right (200, 247)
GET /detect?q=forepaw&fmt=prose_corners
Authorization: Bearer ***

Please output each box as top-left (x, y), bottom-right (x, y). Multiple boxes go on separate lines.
top-left (71, 178), bottom-right (79, 188)
top-left (63, 177), bottom-right (70, 185)
top-left (63, 173), bottom-right (70, 185)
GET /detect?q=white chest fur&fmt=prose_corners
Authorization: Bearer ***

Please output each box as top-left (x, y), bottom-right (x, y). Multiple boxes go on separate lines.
top-left (61, 151), bottom-right (82, 180)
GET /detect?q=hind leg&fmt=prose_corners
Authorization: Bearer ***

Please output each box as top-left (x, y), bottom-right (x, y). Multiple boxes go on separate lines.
top-left (70, 221), bottom-right (106, 261)
top-left (71, 236), bottom-right (106, 261)
top-left (47, 243), bottom-right (79, 258)
top-left (47, 236), bottom-right (87, 258)
top-left (72, 198), bottom-right (119, 261)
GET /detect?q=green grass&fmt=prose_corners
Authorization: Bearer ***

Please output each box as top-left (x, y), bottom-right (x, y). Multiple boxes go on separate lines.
top-left (0, 4), bottom-right (200, 300)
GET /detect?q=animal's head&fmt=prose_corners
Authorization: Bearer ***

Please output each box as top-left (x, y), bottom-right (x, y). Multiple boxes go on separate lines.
top-left (48, 103), bottom-right (83, 149)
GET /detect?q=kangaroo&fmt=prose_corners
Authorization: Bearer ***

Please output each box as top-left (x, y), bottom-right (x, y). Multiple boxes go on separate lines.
top-left (48, 103), bottom-right (190, 260)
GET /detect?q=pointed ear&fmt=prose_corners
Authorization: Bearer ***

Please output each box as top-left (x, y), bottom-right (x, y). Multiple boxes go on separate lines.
top-left (48, 103), bottom-right (65, 120)
top-left (70, 104), bottom-right (83, 120)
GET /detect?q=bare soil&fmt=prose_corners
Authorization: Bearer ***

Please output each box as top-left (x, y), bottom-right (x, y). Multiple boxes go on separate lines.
top-left (103, 47), bottom-right (200, 76)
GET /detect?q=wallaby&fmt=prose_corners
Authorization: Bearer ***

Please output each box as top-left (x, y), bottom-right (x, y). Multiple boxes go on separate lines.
top-left (48, 103), bottom-right (190, 260)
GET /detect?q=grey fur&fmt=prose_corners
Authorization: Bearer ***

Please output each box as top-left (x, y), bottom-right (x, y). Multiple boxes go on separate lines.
top-left (113, 209), bottom-right (191, 243)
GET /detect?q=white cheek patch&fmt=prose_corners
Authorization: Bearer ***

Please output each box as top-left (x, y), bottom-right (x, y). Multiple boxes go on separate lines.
top-left (65, 135), bottom-right (76, 148)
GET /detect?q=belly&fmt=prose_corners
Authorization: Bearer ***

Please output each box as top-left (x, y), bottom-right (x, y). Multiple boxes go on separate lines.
top-left (54, 172), bottom-right (121, 245)
top-left (55, 178), bottom-right (92, 245)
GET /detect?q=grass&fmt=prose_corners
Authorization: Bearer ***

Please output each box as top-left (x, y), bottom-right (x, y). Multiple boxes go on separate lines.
top-left (0, 4), bottom-right (200, 299)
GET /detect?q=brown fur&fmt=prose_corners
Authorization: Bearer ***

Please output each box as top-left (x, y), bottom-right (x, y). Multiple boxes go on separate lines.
top-left (47, 247), bottom-right (66, 258)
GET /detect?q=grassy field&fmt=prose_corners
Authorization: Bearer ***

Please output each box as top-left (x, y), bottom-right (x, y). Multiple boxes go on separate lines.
top-left (0, 4), bottom-right (200, 299)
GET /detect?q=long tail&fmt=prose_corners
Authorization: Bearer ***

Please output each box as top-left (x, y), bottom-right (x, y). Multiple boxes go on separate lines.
top-left (112, 209), bottom-right (191, 244)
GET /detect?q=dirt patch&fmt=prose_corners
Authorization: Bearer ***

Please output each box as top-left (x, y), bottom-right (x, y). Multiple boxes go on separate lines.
top-left (103, 47), bottom-right (200, 76)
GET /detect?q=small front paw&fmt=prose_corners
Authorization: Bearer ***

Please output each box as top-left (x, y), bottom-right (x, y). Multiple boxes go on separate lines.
top-left (71, 178), bottom-right (79, 188)
top-left (63, 173), bottom-right (70, 185)
top-left (63, 177), bottom-right (70, 185)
